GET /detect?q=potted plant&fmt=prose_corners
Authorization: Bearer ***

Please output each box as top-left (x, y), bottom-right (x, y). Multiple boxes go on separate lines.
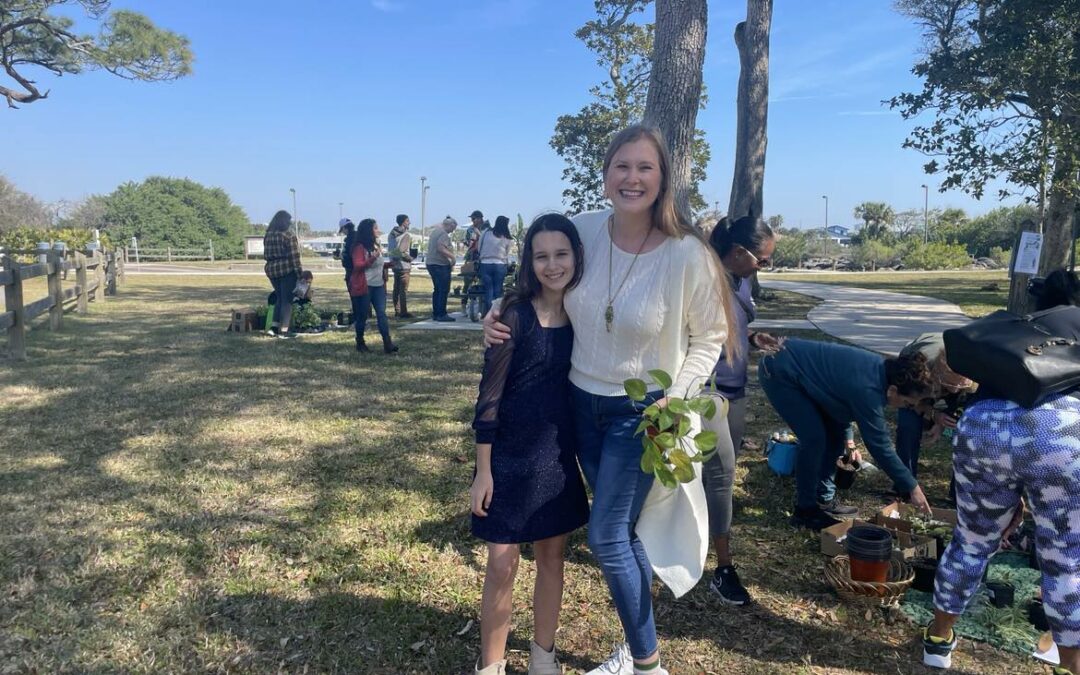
top-left (623, 369), bottom-right (723, 488)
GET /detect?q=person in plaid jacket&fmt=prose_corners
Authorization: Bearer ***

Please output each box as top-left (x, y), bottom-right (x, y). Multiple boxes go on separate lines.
top-left (263, 210), bottom-right (303, 337)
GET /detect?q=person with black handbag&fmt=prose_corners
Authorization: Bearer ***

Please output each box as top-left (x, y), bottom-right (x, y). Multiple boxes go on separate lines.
top-left (920, 269), bottom-right (1080, 674)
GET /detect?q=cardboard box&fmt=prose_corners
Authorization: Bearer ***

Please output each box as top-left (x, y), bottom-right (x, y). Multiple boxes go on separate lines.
top-left (820, 517), bottom-right (938, 559)
top-left (878, 501), bottom-right (958, 533)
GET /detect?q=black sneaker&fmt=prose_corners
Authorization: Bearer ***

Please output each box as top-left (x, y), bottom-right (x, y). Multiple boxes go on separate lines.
top-left (921, 625), bottom-right (956, 669)
top-left (790, 506), bottom-right (842, 531)
top-left (818, 498), bottom-right (859, 517)
top-left (710, 565), bottom-right (751, 606)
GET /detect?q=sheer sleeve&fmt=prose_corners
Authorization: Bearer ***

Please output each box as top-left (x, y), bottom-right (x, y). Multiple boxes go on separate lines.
top-left (472, 304), bottom-right (523, 444)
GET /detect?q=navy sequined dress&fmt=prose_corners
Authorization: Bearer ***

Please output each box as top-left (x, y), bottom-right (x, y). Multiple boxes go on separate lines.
top-left (471, 301), bottom-right (589, 543)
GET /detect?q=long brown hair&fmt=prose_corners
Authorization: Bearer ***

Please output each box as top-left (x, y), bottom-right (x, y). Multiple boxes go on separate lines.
top-left (602, 124), bottom-right (740, 362)
top-left (501, 213), bottom-right (584, 316)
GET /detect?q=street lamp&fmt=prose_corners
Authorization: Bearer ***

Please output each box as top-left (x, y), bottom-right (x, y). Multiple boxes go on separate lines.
top-left (339, 202), bottom-right (344, 221)
top-left (822, 195), bottom-right (829, 257)
top-left (420, 176), bottom-right (429, 251)
top-left (289, 188), bottom-right (297, 234)
top-left (921, 184), bottom-right (929, 243)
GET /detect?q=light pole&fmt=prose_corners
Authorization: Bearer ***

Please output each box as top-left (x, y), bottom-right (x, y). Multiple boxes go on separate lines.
top-left (420, 176), bottom-right (428, 252)
top-left (822, 195), bottom-right (829, 257)
top-left (339, 202), bottom-right (344, 221)
top-left (921, 184), bottom-right (929, 243)
top-left (289, 188), bottom-right (297, 234)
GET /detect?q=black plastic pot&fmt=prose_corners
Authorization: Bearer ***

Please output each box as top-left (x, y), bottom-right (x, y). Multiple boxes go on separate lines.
top-left (986, 581), bottom-right (1015, 608)
top-left (1028, 599), bottom-right (1050, 631)
top-left (835, 462), bottom-right (860, 490)
top-left (910, 557), bottom-right (938, 593)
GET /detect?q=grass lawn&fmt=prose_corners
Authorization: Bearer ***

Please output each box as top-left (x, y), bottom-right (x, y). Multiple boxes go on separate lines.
top-left (766, 271), bottom-right (1009, 318)
top-left (0, 273), bottom-right (1035, 674)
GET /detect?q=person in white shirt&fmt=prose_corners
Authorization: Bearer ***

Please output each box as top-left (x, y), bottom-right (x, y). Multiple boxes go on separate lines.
top-left (484, 125), bottom-right (737, 675)
top-left (477, 215), bottom-right (515, 316)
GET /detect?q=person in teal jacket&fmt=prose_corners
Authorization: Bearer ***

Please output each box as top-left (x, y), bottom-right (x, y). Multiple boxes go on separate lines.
top-left (758, 338), bottom-right (935, 530)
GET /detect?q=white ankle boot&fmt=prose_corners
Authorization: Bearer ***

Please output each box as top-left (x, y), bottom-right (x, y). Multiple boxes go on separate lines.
top-left (528, 640), bottom-right (561, 675)
top-left (475, 658), bottom-right (506, 675)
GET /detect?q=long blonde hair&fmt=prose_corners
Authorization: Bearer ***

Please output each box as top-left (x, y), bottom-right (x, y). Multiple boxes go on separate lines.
top-left (602, 124), bottom-right (740, 362)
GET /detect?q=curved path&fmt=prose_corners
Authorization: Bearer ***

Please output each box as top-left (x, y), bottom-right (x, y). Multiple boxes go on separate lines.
top-left (758, 279), bottom-right (971, 356)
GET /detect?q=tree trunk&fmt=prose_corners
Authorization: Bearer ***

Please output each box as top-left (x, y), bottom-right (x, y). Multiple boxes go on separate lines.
top-left (643, 0), bottom-right (708, 221)
top-left (727, 0), bottom-right (772, 220)
top-left (1041, 153), bottom-right (1078, 274)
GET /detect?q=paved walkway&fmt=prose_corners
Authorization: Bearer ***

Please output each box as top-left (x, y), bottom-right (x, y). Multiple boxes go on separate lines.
top-left (759, 280), bottom-right (971, 356)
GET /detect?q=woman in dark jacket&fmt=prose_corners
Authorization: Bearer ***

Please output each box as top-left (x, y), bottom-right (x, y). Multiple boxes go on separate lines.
top-left (262, 210), bottom-right (303, 338)
top-left (920, 269), bottom-right (1080, 674)
top-left (758, 339), bottom-right (935, 530)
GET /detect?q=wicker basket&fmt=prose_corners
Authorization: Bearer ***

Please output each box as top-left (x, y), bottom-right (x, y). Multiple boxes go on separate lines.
top-left (825, 555), bottom-right (914, 607)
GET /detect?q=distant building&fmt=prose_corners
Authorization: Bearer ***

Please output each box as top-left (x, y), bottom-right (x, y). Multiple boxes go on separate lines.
top-left (824, 225), bottom-right (853, 246)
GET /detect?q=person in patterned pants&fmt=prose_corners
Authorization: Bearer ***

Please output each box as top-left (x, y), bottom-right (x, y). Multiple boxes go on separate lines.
top-left (922, 392), bottom-right (1080, 673)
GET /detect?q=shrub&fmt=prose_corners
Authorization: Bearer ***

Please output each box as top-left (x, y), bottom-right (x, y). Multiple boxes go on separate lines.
top-left (988, 246), bottom-right (1011, 267)
top-left (901, 241), bottom-right (972, 270)
top-left (0, 226), bottom-right (112, 261)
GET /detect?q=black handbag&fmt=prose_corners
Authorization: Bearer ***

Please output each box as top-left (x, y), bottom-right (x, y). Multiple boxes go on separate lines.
top-left (943, 305), bottom-right (1080, 408)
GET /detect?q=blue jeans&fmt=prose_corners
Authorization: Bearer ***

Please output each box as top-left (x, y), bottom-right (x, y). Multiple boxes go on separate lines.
top-left (427, 264), bottom-right (451, 318)
top-left (758, 353), bottom-right (847, 509)
top-left (894, 407), bottom-right (924, 487)
top-left (351, 286), bottom-right (390, 346)
top-left (270, 271), bottom-right (298, 329)
top-left (572, 384), bottom-right (659, 660)
top-left (478, 262), bottom-right (507, 317)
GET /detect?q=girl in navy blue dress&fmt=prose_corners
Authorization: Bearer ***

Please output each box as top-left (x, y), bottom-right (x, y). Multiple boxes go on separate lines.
top-left (470, 214), bottom-right (590, 675)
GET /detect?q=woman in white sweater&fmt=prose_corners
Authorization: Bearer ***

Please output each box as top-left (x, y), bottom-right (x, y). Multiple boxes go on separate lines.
top-left (485, 125), bottom-right (736, 675)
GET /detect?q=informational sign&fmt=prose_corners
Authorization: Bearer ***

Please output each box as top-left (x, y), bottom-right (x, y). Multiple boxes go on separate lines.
top-left (1013, 231), bottom-right (1043, 275)
top-left (244, 236), bottom-right (264, 258)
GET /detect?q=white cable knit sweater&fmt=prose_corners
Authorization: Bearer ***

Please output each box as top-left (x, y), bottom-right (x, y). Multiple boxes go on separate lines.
top-left (565, 211), bottom-right (727, 399)
top-left (565, 210), bottom-right (728, 598)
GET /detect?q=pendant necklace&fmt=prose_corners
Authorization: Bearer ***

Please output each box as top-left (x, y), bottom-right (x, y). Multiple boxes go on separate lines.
top-left (606, 216), bottom-right (652, 333)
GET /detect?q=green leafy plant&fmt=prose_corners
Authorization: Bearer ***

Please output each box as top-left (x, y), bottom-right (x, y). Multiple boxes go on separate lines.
top-left (624, 369), bottom-right (724, 488)
top-left (292, 303), bottom-right (321, 331)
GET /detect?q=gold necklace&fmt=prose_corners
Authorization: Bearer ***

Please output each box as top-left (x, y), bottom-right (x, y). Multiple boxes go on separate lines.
top-left (606, 217), bottom-right (652, 333)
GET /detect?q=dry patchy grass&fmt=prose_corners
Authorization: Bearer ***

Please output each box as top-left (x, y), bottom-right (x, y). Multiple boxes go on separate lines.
top-left (0, 274), bottom-right (1040, 674)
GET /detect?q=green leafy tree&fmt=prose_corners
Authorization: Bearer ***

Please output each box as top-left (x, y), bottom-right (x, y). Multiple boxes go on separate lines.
top-left (890, 0), bottom-right (1079, 275)
top-left (961, 204), bottom-right (1037, 257)
top-left (101, 177), bottom-right (250, 258)
top-left (771, 227), bottom-right (809, 268)
top-left (851, 201), bottom-right (895, 243)
top-left (0, 1), bottom-right (193, 108)
top-left (928, 207), bottom-right (968, 243)
top-left (550, 0), bottom-right (710, 214)
top-left (0, 174), bottom-right (50, 230)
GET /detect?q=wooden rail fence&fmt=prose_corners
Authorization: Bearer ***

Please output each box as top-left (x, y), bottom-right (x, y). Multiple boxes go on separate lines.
top-left (0, 247), bottom-right (126, 360)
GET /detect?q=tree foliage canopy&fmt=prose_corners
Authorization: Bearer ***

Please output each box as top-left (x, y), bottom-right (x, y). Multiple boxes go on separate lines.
top-left (101, 177), bottom-right (250, 257)
top-left (550, 0), bottom-right (709, 214)
top-left (889, 0), bottom-right (1079, 273)
top-left (0, 174), bottom-right (51, 229)
top-left (0, 0), bottom-right (193, 107)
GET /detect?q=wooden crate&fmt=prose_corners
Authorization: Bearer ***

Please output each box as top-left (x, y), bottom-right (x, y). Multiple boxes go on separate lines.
top-left (228, 309), bottom-right (258, 332)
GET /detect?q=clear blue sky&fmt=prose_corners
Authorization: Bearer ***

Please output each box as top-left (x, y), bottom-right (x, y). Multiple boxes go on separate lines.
top-left (3, 0), bottom-right (1021, 231)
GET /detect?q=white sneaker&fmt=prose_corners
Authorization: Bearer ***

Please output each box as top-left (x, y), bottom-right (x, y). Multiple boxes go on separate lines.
top-left (474, 658), bottom-right (506, 675)
top-left (585, 643), bottom-right (668, 675)
top-left (528, 640), bottom-right (561, 675)
top-left (585, 643), bottom-right (633, 675)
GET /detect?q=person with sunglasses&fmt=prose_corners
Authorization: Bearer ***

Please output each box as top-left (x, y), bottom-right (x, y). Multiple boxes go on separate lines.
top-left (696, 214), bottom-right (781, 606)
